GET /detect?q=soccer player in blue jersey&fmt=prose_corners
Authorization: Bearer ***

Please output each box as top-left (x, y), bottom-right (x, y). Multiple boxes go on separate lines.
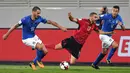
top-left (3, 6), bottom-right (67, 70)
top-left (92, 5), bottom-right (125, 69)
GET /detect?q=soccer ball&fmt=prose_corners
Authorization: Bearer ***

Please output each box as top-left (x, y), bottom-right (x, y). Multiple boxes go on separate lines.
top-left (60, 61), bottom-right (70, 70)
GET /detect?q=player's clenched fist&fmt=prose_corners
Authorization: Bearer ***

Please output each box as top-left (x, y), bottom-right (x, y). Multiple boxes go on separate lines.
top-left (68, 12), bottom-right (72, 17)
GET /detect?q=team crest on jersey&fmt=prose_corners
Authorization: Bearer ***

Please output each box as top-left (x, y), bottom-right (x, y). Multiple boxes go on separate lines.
top-left (31, 27), bottom-right (35, 31)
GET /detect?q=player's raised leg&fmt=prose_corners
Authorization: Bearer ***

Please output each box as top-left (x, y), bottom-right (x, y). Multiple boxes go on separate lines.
top-left (106, 41), bottom-right (118, 64)
top-left (55, 43), bottom-right (64, 50)
top-left (45, 42), bottom-right (63, 50)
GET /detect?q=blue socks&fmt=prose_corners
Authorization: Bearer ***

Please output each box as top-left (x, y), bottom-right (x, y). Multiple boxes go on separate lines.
top-left (93, 48), bottom-right (116, 66)
top-left (93, 53), bottom-right (106, 65)
top-left (107, 48), bottom-right (116, 60)
top-left (33, 49), bottom-right (45, 64)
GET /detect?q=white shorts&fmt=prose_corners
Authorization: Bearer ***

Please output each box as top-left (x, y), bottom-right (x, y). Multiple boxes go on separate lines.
top-left (22, 35), bottom-right (42, 49)
top-left (99, 34), bottom-right (114, 48)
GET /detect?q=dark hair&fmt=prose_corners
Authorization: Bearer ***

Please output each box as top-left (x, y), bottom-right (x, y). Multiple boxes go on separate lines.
top-left (102, 6), bottom-right (108, 14)
top-left (103, 6), bottom-right (107, 10)
top-left (89, 12), bottom-right (97, 16)
top-left (32, 6), bottom-right (41, 11)
top-left (113, 5), bottom-right (120, 11)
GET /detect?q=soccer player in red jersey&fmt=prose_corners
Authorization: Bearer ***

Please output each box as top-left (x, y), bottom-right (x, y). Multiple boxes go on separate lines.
top-left (46, 12), bottom-right (114, 64)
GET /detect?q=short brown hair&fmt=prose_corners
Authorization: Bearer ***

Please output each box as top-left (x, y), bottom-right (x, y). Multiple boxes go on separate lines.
top-left (89, 12), bottom-right (97, 16)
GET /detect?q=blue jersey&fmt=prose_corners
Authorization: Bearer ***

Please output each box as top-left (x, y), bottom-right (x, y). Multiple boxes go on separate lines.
top-left (96, 13), bottom-right (108, 29)
top-left (18, 15), bottom-right (47, 39)
top-left (100, 13), bottom-right (124, 36)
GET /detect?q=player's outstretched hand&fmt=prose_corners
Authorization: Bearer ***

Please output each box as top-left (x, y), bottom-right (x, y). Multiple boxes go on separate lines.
top-left (61, 27), bottom-right (67, 32)
top-left (118, 21), bottom-right (123, 26)
top-left (3, 34), bottom-right (8, 40)
top-left (68, 12), bottom-right (77, 22)
top-left (68, 12), bottom-right (72, 17)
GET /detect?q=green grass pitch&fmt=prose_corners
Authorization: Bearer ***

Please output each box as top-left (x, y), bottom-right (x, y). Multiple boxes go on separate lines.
top-left (0, 65), bottom-right (130, 73)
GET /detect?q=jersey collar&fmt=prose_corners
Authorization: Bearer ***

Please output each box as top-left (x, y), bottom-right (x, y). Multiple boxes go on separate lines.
top-left (88, 19), bottom-right (95, 25)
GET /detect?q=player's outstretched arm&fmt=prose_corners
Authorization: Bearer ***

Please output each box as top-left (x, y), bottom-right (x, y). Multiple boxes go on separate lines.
top-left (47, 20), bottom-right (67, 32)
top-left (118, 21), bottom-right (125, 31)
top-left (120, 25), bottom-right (125, 31)
top-left (68, 12), bottom-right (78, 23)
top-left (95, 30), bottom-right (114, 35)
top-left (3, 24), bottom-right (20, 40)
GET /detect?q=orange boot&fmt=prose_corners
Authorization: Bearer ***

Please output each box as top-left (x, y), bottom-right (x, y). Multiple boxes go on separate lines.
top-left (37, 61), bottom-right (44, 68)
top-left (29, 62), bottom-right (37, 70)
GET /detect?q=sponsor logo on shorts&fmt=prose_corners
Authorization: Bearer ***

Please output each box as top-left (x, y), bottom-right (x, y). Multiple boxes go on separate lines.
top-left (32, 41), bottom-right (36, 45)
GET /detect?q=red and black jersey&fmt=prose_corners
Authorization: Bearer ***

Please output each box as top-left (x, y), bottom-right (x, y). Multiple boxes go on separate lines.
top-left (73, 18), bottom-right (99, 45)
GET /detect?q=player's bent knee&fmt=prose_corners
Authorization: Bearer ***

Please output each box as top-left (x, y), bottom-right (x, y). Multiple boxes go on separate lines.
top-left (114, 45), bottom-right (118, 49)
top-left (55, 44), bottom-right (63, 50)
top-left (36, 43), bottom-right (43, 50)
top-left (115, 43), bottom-right (118, 48)
top-left (39, 45), bottom-right (43, 50)
top-left (112, 42), bottom-right (118, 48)
top-left (102, 48), bottom-right (108, 55)
top-left (44, 50), bottom-right (48, 54)
top-left (102, 52), bottom-right (107, 55)
top-left (55, 45), bottom-right (59, 50)
top-left (102, 50), bottom-right (107, 55)
top-left (42, 45), bottom-right (48, 54)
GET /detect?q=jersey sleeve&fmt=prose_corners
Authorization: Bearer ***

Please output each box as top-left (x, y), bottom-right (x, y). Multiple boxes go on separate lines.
top-left (18, 17), bottom-right (26, 26)
top-left (40, 17), bottom-right (47, 24)
top-left (99, 14), bottom-right (108, 20)
top-left (118, 15), bottom-right (124, 25)
top-left (77, 18), bottom-right (82, 23)
top-left (77, 18), bottom-right (85, 26)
